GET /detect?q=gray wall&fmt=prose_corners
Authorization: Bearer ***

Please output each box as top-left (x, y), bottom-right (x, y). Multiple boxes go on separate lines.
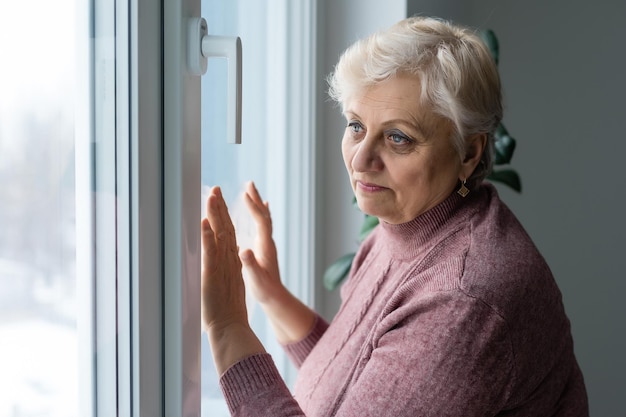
top-left (453, 1), bottom-right (625, 415)
top-left (314, 0), bottom-right (407, 322)
top-left (316, 0), bottom-right (626, 415)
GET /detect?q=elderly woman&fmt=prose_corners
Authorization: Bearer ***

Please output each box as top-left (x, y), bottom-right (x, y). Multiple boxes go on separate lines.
top-left (201, 16), bottom-right (588, 416)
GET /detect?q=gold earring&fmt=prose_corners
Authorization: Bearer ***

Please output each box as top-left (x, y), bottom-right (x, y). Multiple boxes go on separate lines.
top-left (457, 179), bottom-right (470, 197)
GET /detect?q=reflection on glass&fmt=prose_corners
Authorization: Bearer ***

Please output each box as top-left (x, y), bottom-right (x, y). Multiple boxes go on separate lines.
top-left (0, 1), bottom-right (78, 416)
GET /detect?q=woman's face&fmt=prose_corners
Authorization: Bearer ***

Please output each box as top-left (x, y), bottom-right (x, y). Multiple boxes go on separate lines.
top-left (341, 74), bottom-right (463, 224)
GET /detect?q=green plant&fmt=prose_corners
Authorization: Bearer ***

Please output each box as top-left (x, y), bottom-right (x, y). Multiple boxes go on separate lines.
top-left (323, 29), bottom-right (521, 291)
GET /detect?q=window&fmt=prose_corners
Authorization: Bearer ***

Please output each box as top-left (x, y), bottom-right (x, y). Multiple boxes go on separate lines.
top-left (0, 1), bottom-right (78, 416)
top-left (1, 0), bottom-right (316, 415)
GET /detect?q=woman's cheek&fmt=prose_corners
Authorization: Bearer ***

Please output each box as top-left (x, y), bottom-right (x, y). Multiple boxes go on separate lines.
top-left (341, 138), bottom-right (354, 173)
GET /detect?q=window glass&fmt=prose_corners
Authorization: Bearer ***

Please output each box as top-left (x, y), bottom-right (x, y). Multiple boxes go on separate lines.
top-left (0, 1), bottom-right (78, 416)
top-left (200, 0), bottom-right (290, 414)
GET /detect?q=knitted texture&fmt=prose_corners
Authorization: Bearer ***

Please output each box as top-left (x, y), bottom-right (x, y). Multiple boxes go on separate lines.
top-left (220, 183), bottom-right (588, 416)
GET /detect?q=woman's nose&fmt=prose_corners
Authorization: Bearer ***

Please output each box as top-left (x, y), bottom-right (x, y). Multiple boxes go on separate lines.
top-left (351, 135), bottom-right (383, 172)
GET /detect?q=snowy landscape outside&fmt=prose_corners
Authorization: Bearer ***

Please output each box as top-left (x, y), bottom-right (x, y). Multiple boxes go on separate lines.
top-left (0, 1), bottom-right (78, 416)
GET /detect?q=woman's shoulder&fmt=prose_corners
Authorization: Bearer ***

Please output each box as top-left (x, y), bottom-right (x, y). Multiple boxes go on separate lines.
top-left (460, 185), bottom-right (571, 357)
top-left (465, 183), bottom-right (552, 289)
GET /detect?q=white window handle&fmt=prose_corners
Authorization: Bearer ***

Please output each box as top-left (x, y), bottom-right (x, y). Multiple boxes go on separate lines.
top-left (188, 17), bottom-right (242, 144)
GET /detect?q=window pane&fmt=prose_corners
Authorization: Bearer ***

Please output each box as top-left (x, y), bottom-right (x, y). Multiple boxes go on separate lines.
top-left (200, 1), bottom-right (248, 414)
top-left (200, 0), bottom-right (288, 415)
top-left (0, 1), bottom-right (78, 416)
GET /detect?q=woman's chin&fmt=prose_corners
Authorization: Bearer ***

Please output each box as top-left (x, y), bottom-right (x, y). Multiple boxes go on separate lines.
top-left (356, 201), bottom-right (384, 219)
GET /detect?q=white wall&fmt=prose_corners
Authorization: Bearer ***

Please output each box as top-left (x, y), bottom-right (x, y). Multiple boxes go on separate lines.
top-left (317, 0), bottom-right (626, 414)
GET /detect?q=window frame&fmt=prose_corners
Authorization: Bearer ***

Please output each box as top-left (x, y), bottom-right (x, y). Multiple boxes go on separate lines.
top-left (130, 0), bottom-right (165, 415)
top-left (269, 0), bottom-right (318, 385)
top-left (78, 0), bottom-right (318, 415)
top-left (76, 0), bottom-right (165, 415)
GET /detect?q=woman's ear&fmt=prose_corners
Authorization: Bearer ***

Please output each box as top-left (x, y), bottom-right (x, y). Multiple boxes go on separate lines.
top-left (460, 133), bottom-right (487, 179)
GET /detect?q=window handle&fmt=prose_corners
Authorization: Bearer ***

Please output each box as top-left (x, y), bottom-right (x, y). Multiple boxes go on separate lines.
top-left (188, 17), bottom-right (242, 144)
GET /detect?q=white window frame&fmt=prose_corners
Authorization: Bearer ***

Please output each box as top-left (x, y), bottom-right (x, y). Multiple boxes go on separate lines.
top-left (130, 0), bottom-right (165, 415)
top-left (76, 0), bottom-right (165, 415)
top-left (163, 0), bottom-right (203, 415)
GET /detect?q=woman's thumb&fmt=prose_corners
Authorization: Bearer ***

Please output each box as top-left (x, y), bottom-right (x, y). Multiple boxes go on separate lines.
top-left (239, 248), bottom-right (260, 273)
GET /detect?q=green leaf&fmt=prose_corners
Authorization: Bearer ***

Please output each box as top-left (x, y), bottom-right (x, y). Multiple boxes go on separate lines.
top-left (359, 215), bottom-right (380, 241)
top-left (494, 123), bottom-right (516, 165)
top-left (323, 253), bottom-right (356, 291)
top-left (479, 29), bottom-right (499, 65)
top-left (488, 169), bottom-right (522, 192)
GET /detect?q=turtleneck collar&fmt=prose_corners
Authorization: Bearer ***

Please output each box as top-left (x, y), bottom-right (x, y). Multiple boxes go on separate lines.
top-left (377, 187), bottom-right (480, 261)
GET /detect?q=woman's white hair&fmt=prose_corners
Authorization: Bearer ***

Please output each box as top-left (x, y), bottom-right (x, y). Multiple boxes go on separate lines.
top-left (328, 16), bottom-right (502, 187)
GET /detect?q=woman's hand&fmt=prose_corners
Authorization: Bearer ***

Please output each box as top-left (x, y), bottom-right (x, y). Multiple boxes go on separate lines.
top-left (239, 181), bottom-right (285, 306)
top-left (239, 182), bottom-right (317, 344)
top-left (201, 186), bottom-right (265, 375)
top-left (201, 186), bottom-right (248, 334)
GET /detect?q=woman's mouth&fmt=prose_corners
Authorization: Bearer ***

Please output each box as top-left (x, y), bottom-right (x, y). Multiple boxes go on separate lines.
top-left (356, 180), bottom-right (387, 193)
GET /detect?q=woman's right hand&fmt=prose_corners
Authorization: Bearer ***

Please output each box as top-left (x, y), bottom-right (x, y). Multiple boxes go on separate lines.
top-left (239, 181), bottom-right (285, 305)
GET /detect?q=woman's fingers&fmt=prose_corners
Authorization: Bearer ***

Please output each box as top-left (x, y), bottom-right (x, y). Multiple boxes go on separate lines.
top-left (239, 248), bottom-right (258, 271)
top-left (239, 247), bottom-right (275, 305)
top-left (203, 187), bottom-right (244, 282)
top-left (244, 193), bottom-right (268, 223)
top-left (244, 182), bottom-right (273, 237)
top-left (207, 187), bottom-right (232, 234)
top-left (201, 217), bottom-right (215, 272)
top-left (244, 183), bottom-right (264, 215)
top-left (246, 181), bottom-right (264, 206)
top-left (201, 186), bottom-right (248, 331)
top-left (206, 187), bottom-right (238, 251)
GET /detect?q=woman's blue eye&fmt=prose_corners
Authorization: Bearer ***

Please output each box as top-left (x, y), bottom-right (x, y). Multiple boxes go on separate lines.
top-left (389, 132), bottom-right (410, 144)
top-left (348, 122), bottom-right (363, 133)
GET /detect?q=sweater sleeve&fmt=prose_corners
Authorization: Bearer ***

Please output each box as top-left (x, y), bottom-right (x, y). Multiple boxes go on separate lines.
top-left (282, 314), bottom-right (329, 368)
top-left (220, 353), bottom-right (305, 416)
top-left (219, 315), bottom-right (329, 416)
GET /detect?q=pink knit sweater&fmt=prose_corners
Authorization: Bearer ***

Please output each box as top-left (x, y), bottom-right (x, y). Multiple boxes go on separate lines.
top-left (220, 183), bottom-right (588, 416)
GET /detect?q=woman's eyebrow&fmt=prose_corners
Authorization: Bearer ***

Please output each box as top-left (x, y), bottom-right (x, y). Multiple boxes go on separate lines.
top-left (343, 110), bottom-right (435, 138)
top-left (342, 110), bottom-right (359, 119)
top-left (381, 118), bottom-right (429, 134)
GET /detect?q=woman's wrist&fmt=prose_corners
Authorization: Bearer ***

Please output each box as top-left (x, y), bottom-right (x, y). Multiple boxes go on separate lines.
top-left (256, 281), bottom-right (290, 310)
top-left (256, 287), bottom-right (317, 344)
top-left (207, 321), bottom-right (266, 375)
